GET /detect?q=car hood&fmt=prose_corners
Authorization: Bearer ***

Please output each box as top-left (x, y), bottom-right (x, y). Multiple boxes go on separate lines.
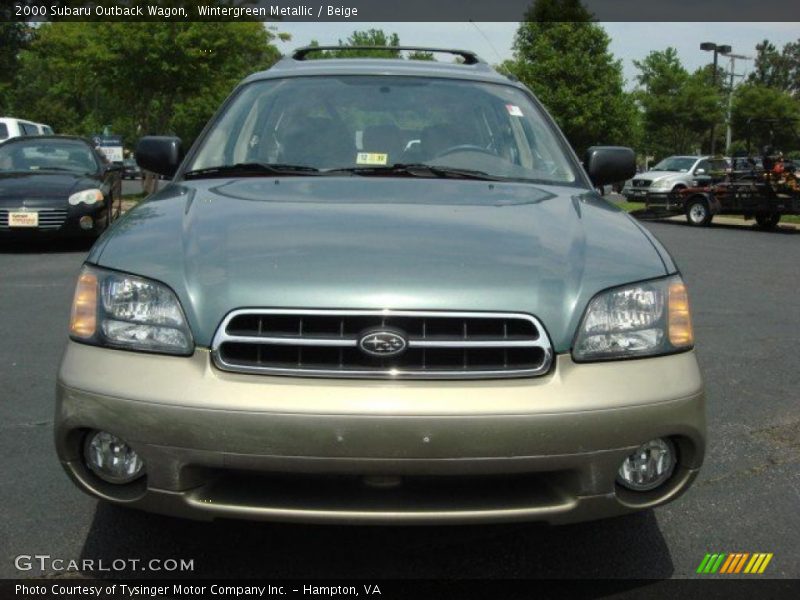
top-left (91, 177), bottom-right (672, 352)
top-left (0, 171), bottom-right (96, 204)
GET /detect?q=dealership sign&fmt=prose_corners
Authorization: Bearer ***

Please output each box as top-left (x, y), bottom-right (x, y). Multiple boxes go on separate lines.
top-left (92, 135), bottom-right (123, 163)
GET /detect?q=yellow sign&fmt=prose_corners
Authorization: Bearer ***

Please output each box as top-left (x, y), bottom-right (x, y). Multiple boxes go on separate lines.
top-left (356, 152), bottom-right (388, 166)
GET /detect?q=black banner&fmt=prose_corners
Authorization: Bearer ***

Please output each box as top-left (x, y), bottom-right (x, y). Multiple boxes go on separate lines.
top-left (3, 0), bottom-right (800, 22)
top-left (2, 579), bottom-right (800, 600)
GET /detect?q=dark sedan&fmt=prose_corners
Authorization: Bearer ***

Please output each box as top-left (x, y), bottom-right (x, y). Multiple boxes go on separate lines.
top-left (122, 158), bottom-right (142, 179)
top-left (0, 136), bottom-right (121, 238)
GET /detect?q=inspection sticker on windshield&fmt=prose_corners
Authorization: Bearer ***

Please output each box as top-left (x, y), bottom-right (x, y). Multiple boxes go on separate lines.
top-left (9, 211), bottom-right (38, 228)
top-left (506, 104), bottom-right (524, 117)
top-left (356, 152), bottom-right (388, 166)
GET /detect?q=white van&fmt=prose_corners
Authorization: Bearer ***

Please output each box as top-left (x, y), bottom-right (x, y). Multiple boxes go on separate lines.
top-left (0, 117), bottom-right (54, 142)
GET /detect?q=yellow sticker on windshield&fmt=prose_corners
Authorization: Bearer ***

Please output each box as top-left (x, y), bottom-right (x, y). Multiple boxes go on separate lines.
top-left (356, 152), bottom-right (388, 165)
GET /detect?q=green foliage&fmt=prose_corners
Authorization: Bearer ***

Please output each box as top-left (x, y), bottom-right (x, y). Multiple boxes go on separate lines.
top-left (748, 39), bottom-right (800, 95)
top-left (522, 0), bottom-right (593, 22)
top-left (407, 51), bottom-right (435, 61)
top-left (504, 1), bottom-right (636, 155)
top-left (9, 22), bottom-right (281, 148)
top-left (306, 29), bottom-right (436, 62)
top-left (727, 139), bottom-right (749, 155)
top-left (309, 29), bottom-right (401, 59)
top-left (633, 48), bottom-right (724, 157)
top-left (731, 83), bottom-right (800, 152)
top-left (0, 23), bottom-right (34, 113)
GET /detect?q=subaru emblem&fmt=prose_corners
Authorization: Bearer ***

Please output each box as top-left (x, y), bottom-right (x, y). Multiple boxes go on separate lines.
top-left (358, 329), bottom-right (408, 357)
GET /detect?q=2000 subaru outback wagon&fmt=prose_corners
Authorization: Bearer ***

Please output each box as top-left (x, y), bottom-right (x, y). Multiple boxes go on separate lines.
top-left (56, 47), bottom-right (705, 524)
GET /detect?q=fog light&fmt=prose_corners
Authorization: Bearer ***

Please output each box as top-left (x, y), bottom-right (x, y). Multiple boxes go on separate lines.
top-left (83, 431), bottom-right (145, 484)
top-left (79, 216), bottom-right (94, 230)
top-left (617, 438), bottom-right (675, 491)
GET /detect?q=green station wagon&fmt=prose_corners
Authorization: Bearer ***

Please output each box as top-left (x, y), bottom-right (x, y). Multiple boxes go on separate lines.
top-left (55, 47), bottom-right (705, 524)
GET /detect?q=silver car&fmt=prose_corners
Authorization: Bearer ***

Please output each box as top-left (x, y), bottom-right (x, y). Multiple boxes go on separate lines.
top-left (623, 156), bottom-right (727, 200)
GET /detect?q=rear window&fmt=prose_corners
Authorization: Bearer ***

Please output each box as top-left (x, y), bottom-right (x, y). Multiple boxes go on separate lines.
top-left (20, 123), bottom-right (40, 136)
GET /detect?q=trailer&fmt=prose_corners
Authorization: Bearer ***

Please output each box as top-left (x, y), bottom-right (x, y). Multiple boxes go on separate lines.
top-left (642, 119), bottom-right (800, 228)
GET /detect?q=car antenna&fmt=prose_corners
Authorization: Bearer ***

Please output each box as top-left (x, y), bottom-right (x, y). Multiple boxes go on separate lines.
top-left (469, 21), bottom-right (504, 65)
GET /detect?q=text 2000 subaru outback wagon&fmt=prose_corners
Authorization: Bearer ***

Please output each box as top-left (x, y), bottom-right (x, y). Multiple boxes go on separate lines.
top-left (56, 47), bottom-right (704, 524)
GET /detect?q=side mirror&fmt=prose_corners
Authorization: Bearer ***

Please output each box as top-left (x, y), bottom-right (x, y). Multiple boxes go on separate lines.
top-left (694, 168), bottom-right (706, 175)
top-left (135, 136), bottom-right (182, 178)
top-left (584, 146), bottom-right (636, 187)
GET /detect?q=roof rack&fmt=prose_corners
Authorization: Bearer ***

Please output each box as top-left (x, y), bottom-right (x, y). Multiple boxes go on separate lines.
top-left (291, 46), bottom-right (482, 65)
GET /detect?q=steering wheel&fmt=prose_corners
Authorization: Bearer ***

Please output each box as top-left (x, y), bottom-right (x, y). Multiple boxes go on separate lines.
top-left (432, 144), bottom-right (497, 159)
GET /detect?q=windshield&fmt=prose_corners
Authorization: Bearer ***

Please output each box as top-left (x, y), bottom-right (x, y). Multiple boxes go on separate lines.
top-left (187, 76), bottom-right (578, 185)
top-left (0, 139), bottom-right (99, 173)
top-left (651, 157), bottom-right (697, 172)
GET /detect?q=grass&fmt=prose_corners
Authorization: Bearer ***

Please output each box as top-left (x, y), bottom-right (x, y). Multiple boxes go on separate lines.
top-left (121, 191), bottom-right (148, 204)
top-left (615, 201), bottom-right (647, 213)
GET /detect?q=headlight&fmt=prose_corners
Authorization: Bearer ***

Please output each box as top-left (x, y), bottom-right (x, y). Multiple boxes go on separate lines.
top-left (651, 179), bottom-right (671, 189)
top-left (572, 275), bottom-right (694, 361)
top-left (69, 265), bottom-right (193, 355)
top-left (68, 189), bottom-right (104, 205)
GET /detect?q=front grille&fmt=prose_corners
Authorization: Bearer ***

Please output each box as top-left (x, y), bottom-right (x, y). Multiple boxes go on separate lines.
top-left (0, 208), bottom-right (68, 230)
top-left (632, 179), bottom-right (652, 188)
top-left (188, 470), bottom-right (568, 517)
top-left (212, 309), bottom-right (553, 379)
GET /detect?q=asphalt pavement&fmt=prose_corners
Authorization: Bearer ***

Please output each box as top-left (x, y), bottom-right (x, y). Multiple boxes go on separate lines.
top-left (1, 218), bottom-right (798, 581)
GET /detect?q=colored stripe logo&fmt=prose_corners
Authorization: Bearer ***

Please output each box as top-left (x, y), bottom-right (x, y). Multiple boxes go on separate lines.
top-left (696, 553), bottom-right (773, 574)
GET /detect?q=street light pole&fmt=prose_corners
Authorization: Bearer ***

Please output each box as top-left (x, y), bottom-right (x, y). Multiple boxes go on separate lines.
top-left (701, 42), bottom-right (731, 156)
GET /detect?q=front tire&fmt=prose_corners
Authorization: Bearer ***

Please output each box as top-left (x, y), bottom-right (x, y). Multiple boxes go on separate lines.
top-left (686, 198), bottom-right (712, 226)
top-left (755, 213), bottom-right (781, 229)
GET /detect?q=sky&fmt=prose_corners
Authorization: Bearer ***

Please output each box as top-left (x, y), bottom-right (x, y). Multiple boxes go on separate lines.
top-left (273, 22), bottom-right (800, 88)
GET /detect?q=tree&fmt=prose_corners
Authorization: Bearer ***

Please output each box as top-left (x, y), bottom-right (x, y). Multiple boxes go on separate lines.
top-left (407, 50), bottom-right (435, 61)
top-left (0, 23), bottom-right (34, 113)
top-left (309, 29), bottom-right (401, 59)
top-left (10, 22), bottom-right (281, 147)
top-left (748, 39), bottom-right (799, 96)
top-left (503, 0), bottom-right (637, 156)
top-left (731, 83), bottom-right (800, 152)
top-left (633, 48), bottom-right (724, 157)
top-left (307, 29), bottom-right (435, 61)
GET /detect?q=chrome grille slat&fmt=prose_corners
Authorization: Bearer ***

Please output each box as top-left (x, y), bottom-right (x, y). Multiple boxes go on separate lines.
top-left (212, 309), bottom-right (553, 380)
top-left (408, 339), bottom-right (538, 348)
top-left (223, 335), bottom-right (359, 347)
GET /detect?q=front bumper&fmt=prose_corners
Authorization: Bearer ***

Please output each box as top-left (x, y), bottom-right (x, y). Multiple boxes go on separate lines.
top-left (55, 342), bottom-right (706, 525)
top-left (624, 187), bottom-right (672, 201)
top-left (0, 203), bottom-right (108, 238)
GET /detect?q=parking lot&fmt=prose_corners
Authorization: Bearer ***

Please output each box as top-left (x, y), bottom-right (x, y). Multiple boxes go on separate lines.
top-left (1, 219), bottom-right (798, 580)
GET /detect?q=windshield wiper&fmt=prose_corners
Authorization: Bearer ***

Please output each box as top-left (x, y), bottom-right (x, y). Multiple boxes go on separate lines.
top-left (183, 162), bottom-right (321, 179)
top-left (325, 163), bottom-right (504, 181)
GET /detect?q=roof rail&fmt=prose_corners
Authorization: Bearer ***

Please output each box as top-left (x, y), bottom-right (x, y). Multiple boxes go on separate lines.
top-left (291, 46), bottom-right (482, 65)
